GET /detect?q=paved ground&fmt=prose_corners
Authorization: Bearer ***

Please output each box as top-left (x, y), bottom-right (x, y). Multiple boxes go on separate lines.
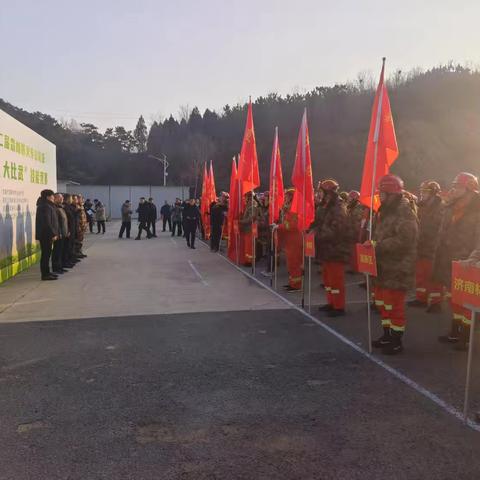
top-left (1, 222), bottom-right (480, 479)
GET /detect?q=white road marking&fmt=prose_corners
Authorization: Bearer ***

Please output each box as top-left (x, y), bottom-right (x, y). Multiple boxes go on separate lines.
top-left (188, 260), bottom-right (209, 286)
top-left (206, 242), bottom-right (480, 433)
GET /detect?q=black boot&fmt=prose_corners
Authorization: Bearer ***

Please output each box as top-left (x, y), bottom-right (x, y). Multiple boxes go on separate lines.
top-left (382, 330), bottom-right (403, 355)
top-left (407, 299), bottom-right (426, 308)
top-left (426, 303), bottom-right (442, 314)
top-left (372, 327), bottom-right (392, 349)
top-left (318, 304), bottom-right (333, 312)
top-left (438, 320), bottom-right (461, 344)
top-left (454, 325), bottom-right (470, 352)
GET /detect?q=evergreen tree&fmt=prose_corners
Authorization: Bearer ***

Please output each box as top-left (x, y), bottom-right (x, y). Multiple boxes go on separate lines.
top-left (134, 115), bottom-right (148, 152)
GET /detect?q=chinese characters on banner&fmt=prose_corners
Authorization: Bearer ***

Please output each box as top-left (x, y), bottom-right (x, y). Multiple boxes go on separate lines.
top-left (356, 243), bottom-right (377, 276)
top-left (305, 232), bottom-right (315, 258)
top-left (451, 262), bottom-right (480, 309)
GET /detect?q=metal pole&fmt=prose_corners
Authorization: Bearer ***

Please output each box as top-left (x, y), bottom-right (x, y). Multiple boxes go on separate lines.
top-left (301, 110), bottom-right (307, 309)
top-left (463, 310), bottom-right (476, 421)
top-left (308, 256), bottom-right (312, 313)
top-left (270, 228), bottom-right (275, 288)
top-left (274, 229), bottom-right (278, 290)
top-left (366, 274), bottom-right (373, 354)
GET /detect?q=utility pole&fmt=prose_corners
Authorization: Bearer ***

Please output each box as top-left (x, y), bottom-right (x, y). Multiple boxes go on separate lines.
top-left (148, 154), bottom-right (169, 187)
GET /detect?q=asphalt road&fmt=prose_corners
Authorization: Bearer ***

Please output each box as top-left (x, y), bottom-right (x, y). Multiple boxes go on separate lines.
top-left (1, 309), bottom-right (480, 480)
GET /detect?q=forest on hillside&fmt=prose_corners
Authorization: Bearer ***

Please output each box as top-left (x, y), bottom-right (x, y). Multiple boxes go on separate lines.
top-left (2, 63), bottom-right (480, 194)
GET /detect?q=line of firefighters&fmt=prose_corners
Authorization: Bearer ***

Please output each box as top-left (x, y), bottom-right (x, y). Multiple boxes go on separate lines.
top-left (209, 171), bottom-right (480, 356)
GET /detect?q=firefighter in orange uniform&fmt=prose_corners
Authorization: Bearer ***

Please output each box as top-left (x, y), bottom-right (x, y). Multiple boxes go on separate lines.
top-left (238, 192), bottom-right (258, 266)
top-left (314, 179), bottom-right (350, 316)
top-left (370, 175), bottom-right (418, 355)
top-left (433, 172), bottom-right (480, 350)
top-left (277, 188), bottom-right (303, 291)
top-left (408, 181), bottom-right (444, 312)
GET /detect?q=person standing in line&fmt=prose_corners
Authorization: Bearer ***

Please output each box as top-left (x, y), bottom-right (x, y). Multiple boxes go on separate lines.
top-left (147, 197), bottom-right (158, 237)
top-left (35, 189), bottom-right (59, 281)
top-left (75, 195), bottom-right (88, 258)
top-left (210, 193), bottom-right (228, 252)
top-left (84, 198), bottom-right (95, 233)
top-left (135, 197), bottom-right (152, 240)
top-left (183, 198), bottom-right (201, 249)
top-left (170, 199), bottom-right (183, 237)
top-left (62, 194), bottom-right (77, 267)
top-left (95, 201), bottom-right (106, 234)
top-left (160, 201), bottom-right (172, 232)
top-left (52, 193), bottom-right (68, 274)
top-left (119, 200), bottom-right (132, 238)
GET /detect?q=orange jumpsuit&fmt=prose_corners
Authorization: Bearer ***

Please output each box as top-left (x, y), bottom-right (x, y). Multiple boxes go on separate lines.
top-left (278, 210), bottom-right (303, 289)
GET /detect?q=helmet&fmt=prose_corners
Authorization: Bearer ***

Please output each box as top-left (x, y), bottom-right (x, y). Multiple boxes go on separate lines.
top-left (285, 187), bottom-right (295, 196)
top-left (378, 175), bottom-right (404, 194)
top-left (452, 172), bottom-right (479, 192)
top-left (320, 179), bottom-right (339, 192)
top-left (221, 191), bottom-right (230, 199)
top-left (420, 180), bottom-right (441, 194)
top-left (348, 190), bottom-right (360, 201)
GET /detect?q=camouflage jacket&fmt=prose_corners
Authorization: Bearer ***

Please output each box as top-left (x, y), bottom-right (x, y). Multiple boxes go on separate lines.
top-left (373, 195), bottom-right (418, 291)
top-left (347, 201), bottom-right (368, 244)
top-left (432, 192), bottom-right (480, 286)
top-left (315, 195), bottom-right (350, 263)
top-left (239, 200), bottom-right (259, 233)
top-left (417, 195), bottom-right (444, 260)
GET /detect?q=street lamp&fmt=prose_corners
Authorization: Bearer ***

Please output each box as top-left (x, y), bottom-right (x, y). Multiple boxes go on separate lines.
top-left (148, 154), bottom-right (169, 187)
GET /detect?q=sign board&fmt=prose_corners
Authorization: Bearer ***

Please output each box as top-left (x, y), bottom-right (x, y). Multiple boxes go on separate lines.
top-left (305, 232), bottom-right (315, 257)
top-left (451, 261), bottom-right (480, 309)
top-left (356, 243), bottom-right (377, 277)
top-left (0, 108), bottom-right (56, 283)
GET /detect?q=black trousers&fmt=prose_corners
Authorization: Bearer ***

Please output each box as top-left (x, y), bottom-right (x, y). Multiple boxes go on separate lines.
top-left (39, 238), bottom-right (53, 277)
top-left (147, 220), bottom-right (156, 236)
top-left (210, 223), bottom-right (223, 251)
top-left (171, 221), bottom-right (182, 236)
top-left (62, 237), bottom-right (71, 265)
top-left (162, 217), bottom-right (171, 231)
top-left (52, 238), bottom-right (63, 271)
top-left (87, 216), bottom-right (93, 233)
top-left (185, 221), bottom-right (197, 247)
top-left (97, 221), bottom-right (106, 233)
top-left (119, 221), bottom-right (131, 238)
top-left (137, 222), bottom-right (152, 239)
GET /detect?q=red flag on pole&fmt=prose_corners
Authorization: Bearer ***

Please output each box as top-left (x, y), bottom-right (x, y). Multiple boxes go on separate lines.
top-left (227, 157), bottom-right (239, 262)
top-left (237, 100), bottom-right (260, 194)
top-left (291, 109), bottom-right (315, 231)
top-left (359, 58), bottom-right (399, 212)
top-left (209, 160), bottom-right (217, 205)
top-left (269, 126), bottom-right (284, 224)
top-left (200, 162), bottom-right (210, 237)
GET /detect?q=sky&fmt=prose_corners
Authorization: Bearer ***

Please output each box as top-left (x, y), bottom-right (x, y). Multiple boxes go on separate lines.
top-left (1, 0), bottom-right (480, 132)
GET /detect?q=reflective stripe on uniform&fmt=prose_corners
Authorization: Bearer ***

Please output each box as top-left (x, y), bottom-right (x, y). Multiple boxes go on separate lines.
top-left (381, 319), bottom-right (391, 327)
top-left (375, 300), bottom-right (384, 307)
top-left (331, 289), bottom-right (340, 294)
top-left (416, 288), bottom-right (427, 293)
top-left (391, 324), bottom-right (406, 332)
top-left (384, 304), bottom-right (393, 311)
top-left (429, 293), bottom-right (442, 298)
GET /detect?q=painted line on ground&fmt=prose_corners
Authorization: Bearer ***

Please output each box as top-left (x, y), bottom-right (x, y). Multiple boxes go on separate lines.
top-left (206, 243), bottom-right (480, 433)
top-left (188, 260), bottom-right (209, 286)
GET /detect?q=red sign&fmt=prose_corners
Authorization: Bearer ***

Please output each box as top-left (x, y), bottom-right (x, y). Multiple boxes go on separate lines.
top-left (305, 232), bottom-right (315, 258)
top-left (451, 261), bottom-right (480, 309)
top-left (356, 243), bottom-right (377, 276)
top-left (252, 222), bottom-right (258, 238)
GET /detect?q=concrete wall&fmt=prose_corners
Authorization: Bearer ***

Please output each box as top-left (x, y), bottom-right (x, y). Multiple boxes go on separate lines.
top-left (65, 185), bottom-right (188, 219)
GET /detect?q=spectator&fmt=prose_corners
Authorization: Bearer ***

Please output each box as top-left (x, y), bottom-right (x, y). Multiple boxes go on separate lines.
top-left (84, 198), bottom-right (95, 233)
top-left (119, 200), bottom-right (132, 238)
top-left (171, 199), bottom-right (183, 237)
top-left (95, 201), bottom-right (106, 234)
top-left (147, 197), bottom-right (158, 237)
top-left (136, 197), bottom-right (152, 240)
top-left (183, 198), bottom-right (201, 249)
top-left (35, 189), bottom-right (59, 280)
top-left (160, 201), bottom-right (172, 232)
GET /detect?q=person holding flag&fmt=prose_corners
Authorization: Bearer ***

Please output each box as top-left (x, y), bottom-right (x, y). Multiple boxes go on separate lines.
top-left (238, 192), bottom-right (259, 266)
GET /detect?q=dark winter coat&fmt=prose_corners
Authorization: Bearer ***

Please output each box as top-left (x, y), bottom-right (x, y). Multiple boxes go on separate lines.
top-left (56, 204), bottom-right (69, 238)
top-left (35, 198), bottom-right (59, 241)
top-left (136, 202), bottom-right (150, 223)
top-left (314, 194), bottom-right (350, 263)
top-left (183, 204), bottom-right (200, 224)
top-left (160, 204), bottom-right (171, 218)
top-left (210, 203), bottom-right (227, 227)
top-left (147, 202), bottom-right (157, 222)
top-left (417, 195), bottom-right (444, 260)
top-left (432, 192), bottom-right (480, 286)
top-left (373, 195), bottom-right (418, 291)
top-left (121, 203), bottom-right (132, 222)
top-left (63, 203), bottom-right (76, 239)
top-left (171, 204), bottom-right (182, 223)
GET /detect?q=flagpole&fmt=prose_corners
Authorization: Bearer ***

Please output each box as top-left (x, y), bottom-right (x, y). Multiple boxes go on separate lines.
top-left (301, 109), bottom-right (307, 310)
top-left (366, 57), bottom-right (386, 354)
top-left (270, 127), bottom-right (278, 285)
top-left (237, 154), bottom-right (241, 265)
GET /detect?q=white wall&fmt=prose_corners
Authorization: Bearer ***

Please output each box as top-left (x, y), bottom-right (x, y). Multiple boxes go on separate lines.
top-left (65, 185), bottom-right (188, 219)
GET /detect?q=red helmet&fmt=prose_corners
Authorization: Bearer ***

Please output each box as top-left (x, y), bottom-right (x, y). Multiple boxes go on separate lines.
top-left (320, 179), bottom-right (339, 192)
top-left (420, 180), bottom-right (441, 194)
top-left (378, 175), bottom-right (404, 194)
top-left (348, 190), bottom-right (360, 201)
top-left (452, 172), bottom-right (479, 192)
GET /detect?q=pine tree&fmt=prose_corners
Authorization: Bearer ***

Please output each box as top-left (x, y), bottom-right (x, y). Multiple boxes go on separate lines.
top-left (134, 115), bottom-right (148, 152)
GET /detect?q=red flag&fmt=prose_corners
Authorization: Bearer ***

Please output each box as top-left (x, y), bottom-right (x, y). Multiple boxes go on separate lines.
top-left (237, 100), bottom-right (260, 193)
top-left (200, 163), bottom-right (210, 237)
top-left (227, 157), bottom-right (239, 261)
top-left (269, 127), bottom-right (284, 224)
top-left (209, 160), bottom-right (217, 205)
top-left (360, 58), bottom-right (399, 211)
top-left (291, 109), bottom-right (315, 231)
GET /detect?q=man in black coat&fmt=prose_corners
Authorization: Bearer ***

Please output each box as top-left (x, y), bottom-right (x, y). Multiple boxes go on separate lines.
top-left (135, 197), bottom-right (152, 240)
top-left (183, 198), bottom-right (201, 249)
top-left (160, 201), bottom-right (172, 232)
top-left (146, 198), bottom-right (158, 237)
top-left (210, 193), bottom-right (228, 252)
top-left (35, 189), bottom-right (59, 280)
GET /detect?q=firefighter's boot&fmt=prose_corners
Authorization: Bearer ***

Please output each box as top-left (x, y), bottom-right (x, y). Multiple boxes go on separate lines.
top-left (372, 328), bottom-right (392, 349)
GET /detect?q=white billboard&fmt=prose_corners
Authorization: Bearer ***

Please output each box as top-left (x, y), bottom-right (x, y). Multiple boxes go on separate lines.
top-left (0, 108), bottom-right (56, 283)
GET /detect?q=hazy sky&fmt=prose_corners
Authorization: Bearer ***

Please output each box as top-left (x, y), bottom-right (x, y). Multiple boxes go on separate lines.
top-left (1, 0), bottom-right (479, 131)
